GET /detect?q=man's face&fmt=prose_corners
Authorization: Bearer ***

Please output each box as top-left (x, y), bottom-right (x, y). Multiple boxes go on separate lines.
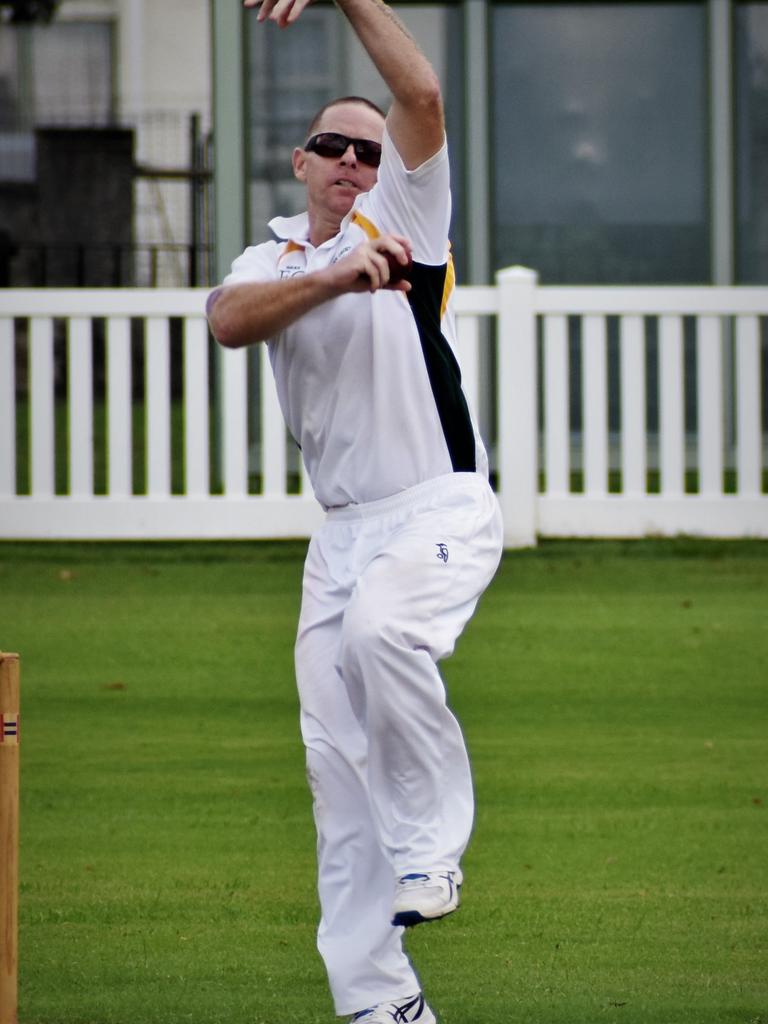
top-left (293, 102), bottom-right (385, 234)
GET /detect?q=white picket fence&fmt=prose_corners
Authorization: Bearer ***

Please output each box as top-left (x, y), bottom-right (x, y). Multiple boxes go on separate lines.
top-left (1, 268), bottom-right (766, 546)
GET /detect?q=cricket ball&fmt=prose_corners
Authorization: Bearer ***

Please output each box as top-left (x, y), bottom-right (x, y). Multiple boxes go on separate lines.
top-left (384, 251), bottom-right (413, 285)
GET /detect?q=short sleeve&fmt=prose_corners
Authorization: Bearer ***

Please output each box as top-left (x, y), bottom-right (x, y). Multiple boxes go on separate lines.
top-left (222, 241), bottom-right (281, 288)
top-left (362, 125), bottom-right (451, 267)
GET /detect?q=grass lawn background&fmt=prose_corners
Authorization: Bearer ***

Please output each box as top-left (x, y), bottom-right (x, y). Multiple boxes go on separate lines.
top-left (0, 539), bottom-right (766, 1024)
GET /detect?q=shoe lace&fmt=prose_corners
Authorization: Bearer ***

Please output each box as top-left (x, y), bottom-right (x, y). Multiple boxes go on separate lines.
top-left (397, 873), bottom-right (432, 889)
top-left (352, 993), bottom-right (424, 1023)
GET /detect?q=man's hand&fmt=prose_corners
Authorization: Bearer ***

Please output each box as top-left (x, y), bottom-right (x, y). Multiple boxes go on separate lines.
top-left (327, 235), bottom-right (413, 295)
top-left (244, 0), bottom-right (311, 27)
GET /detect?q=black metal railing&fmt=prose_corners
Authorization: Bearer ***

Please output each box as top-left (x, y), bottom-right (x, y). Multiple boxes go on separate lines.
top-left (3, 242), bottom-right (214, 288)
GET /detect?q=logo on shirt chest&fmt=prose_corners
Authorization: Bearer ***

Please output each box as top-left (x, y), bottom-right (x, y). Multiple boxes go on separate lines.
top-left (279, 264), bottom-right (305, 279)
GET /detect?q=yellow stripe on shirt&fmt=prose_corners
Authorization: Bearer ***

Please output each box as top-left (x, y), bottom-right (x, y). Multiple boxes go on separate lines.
top-left (352, 211), bottom-right (381, 240)
top-left (441, 250), bottom-right (455, 318)
top-left (280, 240), bottom-right (305, 259)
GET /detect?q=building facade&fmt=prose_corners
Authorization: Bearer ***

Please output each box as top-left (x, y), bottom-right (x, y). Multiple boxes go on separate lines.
top-left (221, 0), bottom-right (768, 288)
top-left (0, 0), bottom-right (212, 285)
top-left (0, 0), bottom-right (766, 288)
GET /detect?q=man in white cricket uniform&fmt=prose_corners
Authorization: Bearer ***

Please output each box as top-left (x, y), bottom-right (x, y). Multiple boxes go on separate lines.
top-left (208, 1), bottom-right (503, 1020)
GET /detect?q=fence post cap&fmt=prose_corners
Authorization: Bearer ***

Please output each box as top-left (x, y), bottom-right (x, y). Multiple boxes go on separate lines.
top-left (495, 264), bottom-right (539, 285)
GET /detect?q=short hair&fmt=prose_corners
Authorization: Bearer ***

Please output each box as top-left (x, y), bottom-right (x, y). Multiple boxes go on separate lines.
top-left (305, 96), bottom-right (386, 140)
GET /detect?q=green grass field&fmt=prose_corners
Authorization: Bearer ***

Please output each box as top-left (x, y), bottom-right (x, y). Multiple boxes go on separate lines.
top-left (1, 539), bottom-right (766, 1024)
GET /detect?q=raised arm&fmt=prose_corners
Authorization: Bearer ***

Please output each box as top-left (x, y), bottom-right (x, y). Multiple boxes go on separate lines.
top-left (247, 0), bottom-right (445, 169)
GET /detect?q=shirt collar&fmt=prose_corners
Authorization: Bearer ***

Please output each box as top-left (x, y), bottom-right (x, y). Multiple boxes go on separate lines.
top-left (268, 190), bottom-right (369, 250)
top-left (268, 212), bottom-right (311, 243)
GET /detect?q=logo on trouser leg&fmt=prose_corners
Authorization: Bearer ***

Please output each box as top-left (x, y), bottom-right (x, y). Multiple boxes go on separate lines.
top-left (435, 543), bottom-right (449, 563)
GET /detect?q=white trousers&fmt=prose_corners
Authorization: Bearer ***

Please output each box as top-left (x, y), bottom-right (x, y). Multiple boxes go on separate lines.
top-left (294, 473), bottom-right (503, 1015)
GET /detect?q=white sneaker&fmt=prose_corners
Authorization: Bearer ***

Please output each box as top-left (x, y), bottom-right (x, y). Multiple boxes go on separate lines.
top-left (350, 993), bottom-right (436, 1023)
top-left (391, 870), bottom-right (463, 927)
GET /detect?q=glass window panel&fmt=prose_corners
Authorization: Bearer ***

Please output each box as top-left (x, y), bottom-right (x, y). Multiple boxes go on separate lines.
top-left (0, 21), bottom-right (113, 128)
top-left (736, 2), bottom-right (768, 283)
top-left (32, 21), bottom-right (114, 125)
top-left (246, 4), bottom-right (465, 273)
top-left (0, 30), bottom-right (19, 130)
top-left (491, 3), bottom-right (708, 283)
top-left (0, 20), bottom-right (113, 181)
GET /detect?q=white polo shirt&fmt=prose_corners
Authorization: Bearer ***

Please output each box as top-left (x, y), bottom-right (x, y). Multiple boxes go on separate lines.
top-left (223, 126), bottom-right (489, 510)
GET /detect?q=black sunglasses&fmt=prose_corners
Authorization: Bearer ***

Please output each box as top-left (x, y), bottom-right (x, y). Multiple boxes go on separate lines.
top-left (304, 132), bottom-right (382, 168)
